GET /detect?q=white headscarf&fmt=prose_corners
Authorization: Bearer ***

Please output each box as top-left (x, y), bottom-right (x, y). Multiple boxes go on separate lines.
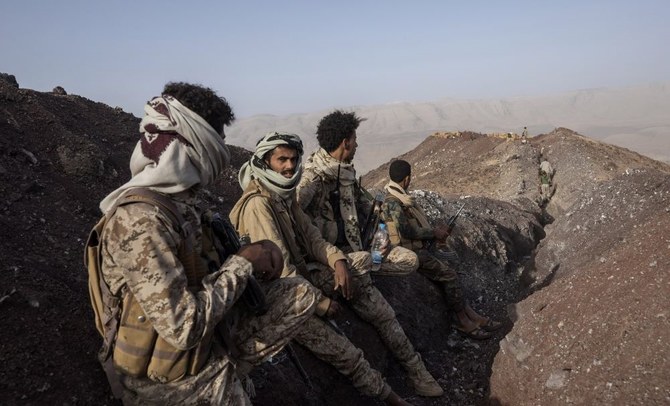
top-left (238, 132), bottom-right (303, 199)
top-left (99, 95), bottom-right (230, 213)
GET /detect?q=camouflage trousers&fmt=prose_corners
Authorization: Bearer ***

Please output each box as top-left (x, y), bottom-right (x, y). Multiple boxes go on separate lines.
top-left (292, 315), bottom-right (391, 398)
top-left (348, 242), bottom-right (462, 313)
top-left (338, 244), bottom-right (418, 277)
top-left (120, 277), bottom-right (318, 406)
top-left (300, 251), bottom-right (421, 395)
top-left (371, 245), bottom-right (420, 277)
top-left (416, 249), bottom-right (464, 312)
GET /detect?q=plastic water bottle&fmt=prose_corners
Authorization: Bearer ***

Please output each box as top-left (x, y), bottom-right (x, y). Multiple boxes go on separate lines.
top-left (370, 223), bottom-right (389, 272)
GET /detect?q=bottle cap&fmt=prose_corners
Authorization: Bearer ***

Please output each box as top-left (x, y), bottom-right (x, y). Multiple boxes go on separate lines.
top-left (379, 223), bottom-right (386, 230)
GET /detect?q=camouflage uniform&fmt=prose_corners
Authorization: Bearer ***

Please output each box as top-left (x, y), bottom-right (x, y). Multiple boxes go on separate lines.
top-left (382, 197), bottom-right (465, 312)
top-left (231, 179), bottom-right (436, 399)
top-left (298, 163), bottom-right (419, 276)
top-left (101, 191), bottom-right (318, 405)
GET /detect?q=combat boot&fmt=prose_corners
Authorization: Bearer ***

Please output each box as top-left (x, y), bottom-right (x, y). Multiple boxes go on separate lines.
top-left (403, 354), bottom-right (443, 397)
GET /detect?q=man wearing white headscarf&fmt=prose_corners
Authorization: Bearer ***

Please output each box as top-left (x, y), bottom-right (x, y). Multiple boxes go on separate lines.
top-left (230, 132), bottom-right (442, 404)
top-left (95, 83), bottom-right (317, 405)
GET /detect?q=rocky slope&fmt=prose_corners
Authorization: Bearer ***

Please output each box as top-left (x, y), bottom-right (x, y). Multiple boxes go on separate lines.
top-left (1, 75), bottom-right (668, 405)
top-left (364, 128), bottom-right (670, 404)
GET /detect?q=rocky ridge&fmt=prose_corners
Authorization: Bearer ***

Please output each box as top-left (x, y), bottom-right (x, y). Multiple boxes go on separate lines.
top-left (1, 76), bottom-right (668, 405)
top-left (364, 129), bottom-right (670, 405)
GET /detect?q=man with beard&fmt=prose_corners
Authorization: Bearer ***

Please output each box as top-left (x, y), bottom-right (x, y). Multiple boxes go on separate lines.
top-left (230, 132), bottom-right (443, 402)
top-left (95, 83), bottom-right (318, 405)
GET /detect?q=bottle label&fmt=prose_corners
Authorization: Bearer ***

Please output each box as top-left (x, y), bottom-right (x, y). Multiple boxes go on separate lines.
top-left (371, 251), bottom-right (383, 265)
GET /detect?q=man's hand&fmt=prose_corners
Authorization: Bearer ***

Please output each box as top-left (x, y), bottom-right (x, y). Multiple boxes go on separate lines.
top-left (333, 259), bottom-right (352, 300)
top-left (433, 224), bottom-right (451, 242)
top-left (237, 240), bottom-right (283, 282)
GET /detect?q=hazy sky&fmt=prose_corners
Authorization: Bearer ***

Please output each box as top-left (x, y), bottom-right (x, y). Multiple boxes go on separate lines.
top-left (2, 1), bottom-right (669, 118)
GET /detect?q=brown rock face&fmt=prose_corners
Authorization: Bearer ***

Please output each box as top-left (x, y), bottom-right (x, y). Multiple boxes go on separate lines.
top-left (1, 77), bottom-right (668, 405)
top-left (490, 169), bottom-right (670, 405)
top-left (365, 128), bottom-right (670, 405)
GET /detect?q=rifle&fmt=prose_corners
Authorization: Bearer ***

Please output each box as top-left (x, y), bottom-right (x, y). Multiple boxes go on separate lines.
top-left (209, 212), bottom-right (268, 316)
top-left (427, 203), bottom-right (465, 262)
top-left (326, 318), bottom-right (346, 336)
top-left (360, 193), bottom-right (384, 251)
top-left (209, 215), bottom-right (313, 390)
top-left (445, 203), bottom-right (465, 233)
top-left (286, 343), bottom-right (313, 389)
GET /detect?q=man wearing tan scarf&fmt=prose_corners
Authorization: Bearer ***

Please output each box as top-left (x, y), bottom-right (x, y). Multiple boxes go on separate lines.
top-left (382, 160), bottom-right (502, 340)
top-left (231, 133), bottom-right (443, 402)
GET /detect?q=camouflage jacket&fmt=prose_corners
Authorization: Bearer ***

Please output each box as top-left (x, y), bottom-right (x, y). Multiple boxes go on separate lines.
top-left (297, 164), bottom-right (371, 251)
top-left (230, 178), bottom-right (346, 278)
top-left (382, 196), bottom-right (434, 250)
top-left (230, 179), bottom-right (340, 316)
top-left (101, 191), bottom-right (252, 352)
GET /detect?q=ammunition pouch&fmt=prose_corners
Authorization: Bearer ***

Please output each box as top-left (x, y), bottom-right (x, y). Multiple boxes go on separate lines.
top-left (383, 217), bottom-right (424, 251)
top-left (113, 292), bottom-right (213, 383)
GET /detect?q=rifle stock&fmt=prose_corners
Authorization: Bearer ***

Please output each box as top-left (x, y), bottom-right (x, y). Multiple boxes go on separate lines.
top-left (210, 213), bottom-right (268, 315)
top-left (360, 193), bottom-right (384, 250)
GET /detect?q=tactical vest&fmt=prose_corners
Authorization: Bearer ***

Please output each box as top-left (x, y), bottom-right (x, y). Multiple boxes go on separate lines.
top-left (382, 195), bottom-right (425, 251)
top-left (231, 180), bottom-right (310, 274)
top-left (86, 189), bottom-right (215, 384)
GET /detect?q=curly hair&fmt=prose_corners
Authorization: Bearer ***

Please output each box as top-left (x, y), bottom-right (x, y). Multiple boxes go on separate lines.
top-left (162, 82), bottom-right (235, 134)
top-left (316, 110), bottom-right (364, 152)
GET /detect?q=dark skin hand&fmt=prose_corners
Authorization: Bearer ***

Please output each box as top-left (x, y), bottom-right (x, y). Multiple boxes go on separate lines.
top-left (333, 259), bottom-right (352, 300)
top-left (236, 239), bottom-right (284, 282)
top-left (433, 224), bottom-right (451, 242)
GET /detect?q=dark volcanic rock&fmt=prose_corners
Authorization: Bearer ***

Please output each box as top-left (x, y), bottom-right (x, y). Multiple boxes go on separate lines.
top-left (2, 79), bottom-right (669, 406)
top-left (52, 86), bottom-right (67, 95)
top-left (0, 72), bottom-right (19, 87)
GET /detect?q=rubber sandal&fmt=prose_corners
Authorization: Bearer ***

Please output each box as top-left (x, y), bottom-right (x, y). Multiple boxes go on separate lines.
top-left (452, 324), bottom-right (492, 340)
top-left (480, 318), bottom-right (503, 332)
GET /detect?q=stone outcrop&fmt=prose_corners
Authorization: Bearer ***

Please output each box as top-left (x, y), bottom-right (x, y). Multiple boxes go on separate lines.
top-left (1, 79), bottom-right (669, 405)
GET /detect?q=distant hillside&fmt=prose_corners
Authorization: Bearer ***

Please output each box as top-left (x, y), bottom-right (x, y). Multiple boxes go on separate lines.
top-left (363, 128), bottom-right (670, 214)
top-left (226, 82), bottom-right (670, 174)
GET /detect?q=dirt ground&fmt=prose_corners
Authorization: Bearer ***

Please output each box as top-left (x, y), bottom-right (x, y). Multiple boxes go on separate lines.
top-left (2, 78), bottom-right (668, 405)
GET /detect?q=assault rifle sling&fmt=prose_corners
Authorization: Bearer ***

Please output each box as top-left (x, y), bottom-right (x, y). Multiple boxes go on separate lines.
top-left (360, 192), bottom-right (384, 250)
top-left (208, 212), bottom-right (268, 316)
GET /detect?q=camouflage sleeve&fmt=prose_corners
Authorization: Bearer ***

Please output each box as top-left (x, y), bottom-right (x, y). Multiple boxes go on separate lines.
top-left (296, 168), bottom-right (321, 211)
top-left (355, 184), bottom-right (372, 217)
top-left (105, 203), bottom-right (252, 351)
top-left (383, 199), bottom-right (434, 240)
top-left (294, 201), bottom-right (347, 269)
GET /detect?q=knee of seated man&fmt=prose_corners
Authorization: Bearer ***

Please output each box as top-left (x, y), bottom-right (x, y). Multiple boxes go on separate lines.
top-left (267, 276), bottom-right (319, 314)
top-left (386, 245), bottom-right (419, 273)
top-left (347, 251), bottom-right (372, 277)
